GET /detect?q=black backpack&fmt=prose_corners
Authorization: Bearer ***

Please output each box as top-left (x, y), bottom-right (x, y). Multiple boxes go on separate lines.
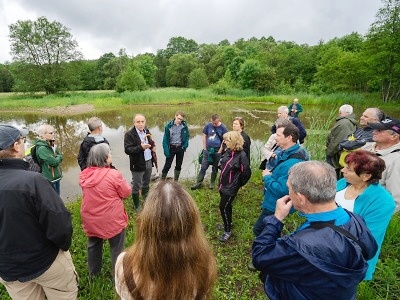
top-left (27, 145), bottom-right (42, 173)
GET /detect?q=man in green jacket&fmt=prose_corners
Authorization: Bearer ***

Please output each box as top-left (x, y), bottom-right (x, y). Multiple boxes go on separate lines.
top-left (326, 104), bottom-right (357, 178)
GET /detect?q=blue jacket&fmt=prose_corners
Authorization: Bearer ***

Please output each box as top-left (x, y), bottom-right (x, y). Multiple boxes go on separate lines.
top-left (162, 120), bottom-right (189, 158)
top-left (262, 144), bottom-right (305, 212)
top-left (252, 209), bottom-right (378, 300)
top-left (336, 178), bottom-right (395, 280)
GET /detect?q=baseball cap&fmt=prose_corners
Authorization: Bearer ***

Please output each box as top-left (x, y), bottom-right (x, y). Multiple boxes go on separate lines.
top-left (368, 117), bottom-right (400, 134)
top-left (0, 124), bottom-right (29, 150)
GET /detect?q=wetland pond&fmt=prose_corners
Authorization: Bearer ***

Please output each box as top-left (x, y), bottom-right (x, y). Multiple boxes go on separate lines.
top-left (1, 101), bottom-right (395, 202)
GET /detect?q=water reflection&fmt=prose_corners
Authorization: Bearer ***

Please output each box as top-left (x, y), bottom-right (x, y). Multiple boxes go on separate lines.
top-left (1, 102), bottom-right (391, 202)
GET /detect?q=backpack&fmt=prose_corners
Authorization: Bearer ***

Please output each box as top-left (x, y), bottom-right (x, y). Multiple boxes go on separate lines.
top-left (26, 145), bottom-right (42, 173)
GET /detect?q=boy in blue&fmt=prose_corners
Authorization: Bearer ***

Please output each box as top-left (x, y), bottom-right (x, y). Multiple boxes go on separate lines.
top-left (191, 114), bottom-right (228, 190)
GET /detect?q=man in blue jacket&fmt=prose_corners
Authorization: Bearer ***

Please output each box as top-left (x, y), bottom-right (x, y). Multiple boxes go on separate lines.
top-left (253, 122), bottom-right (307, 237)
top-left (252, 161), bottom-right (378, 300)
top-left (161, 111), bottom-right (189, 181)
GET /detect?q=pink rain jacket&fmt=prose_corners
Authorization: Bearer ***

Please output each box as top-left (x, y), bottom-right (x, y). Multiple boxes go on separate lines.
top-left (79, 167), bottom-right (132, 239)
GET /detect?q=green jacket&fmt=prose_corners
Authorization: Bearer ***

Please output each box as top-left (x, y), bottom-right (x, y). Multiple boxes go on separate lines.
top-left (326, 114), bottom-right (357, 168)
top-left (34, 140), bottom-right (63, 182)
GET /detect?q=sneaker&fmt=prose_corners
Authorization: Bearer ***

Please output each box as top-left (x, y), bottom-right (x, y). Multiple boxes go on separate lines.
top-left (220, 231), bottom-right (231, 242)
top-left (248, 262), bottom-right (257, 272)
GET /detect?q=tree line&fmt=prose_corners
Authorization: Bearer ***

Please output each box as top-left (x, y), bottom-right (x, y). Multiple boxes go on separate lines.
top-left (0, 0), bottom-right (399, 102)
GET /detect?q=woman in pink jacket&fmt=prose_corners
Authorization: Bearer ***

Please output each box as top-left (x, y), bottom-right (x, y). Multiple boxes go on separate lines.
top-left (79, 143), bottom-right (132, 276)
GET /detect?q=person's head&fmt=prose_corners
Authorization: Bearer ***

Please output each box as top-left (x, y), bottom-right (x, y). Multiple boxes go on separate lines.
top-left (174, 111), bottom-right (185, 125)
top-left (133, 114), bottom-right (146, 131)
top-left (87, 117), bottom-right (103, 134)
top-left (342, 150), bottom-right (385, 185)
top-left (339, 104), bottom-right (353, 116)
top-left (0, 125), bottom-right (28, 159)
top-left (359, 108), bottom-right (384, 128)
top-left (223, 131), bottom-right (244, 151)
top-left (275, 122), bottom-right (299, 149)
top-left (37, 124), bottom-right (56, 142)
top-left (232, 117), bottom-right (245, 132)
top-left (293, 98), bottom-right (299, 104)
top-left (287, 161), bottom-right (337, 208)
top-left (277, 106), bottom-right (289, 119)
top-left (121, 181), bottom-right (216, 299)
top-left (211, 114), bottom-right (221, 126)
top-left (370, 117), bottom-right (400, 148)
top-left (87, 143), bottom-right (112, 167)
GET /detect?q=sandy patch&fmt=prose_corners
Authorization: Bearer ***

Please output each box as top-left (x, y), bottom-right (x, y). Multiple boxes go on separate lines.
top-left (39, 104), bottom-right (95, 115)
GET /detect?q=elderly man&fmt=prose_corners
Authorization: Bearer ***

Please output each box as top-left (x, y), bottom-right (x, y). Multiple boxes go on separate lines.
top-left (252, 161), bottom-right (378, 300)
top-left (191, 114), bottom-right (228, 190)
top-left (366, 117), bottom-right (400, 212)
top-left (288, 98), bottom-right (303, 118)
top-left (326, 104), bottom-right (357, 177)
top-left (339, 107), bottom-right (385, 153)
top-left (78, 116), bottom-right (111, 170)
top-left (124, 114), bottom-right (156, 210)
top-left (0, 125), bottom-right (78, 299)
top-left (271, 106), bottom-right (307, 144)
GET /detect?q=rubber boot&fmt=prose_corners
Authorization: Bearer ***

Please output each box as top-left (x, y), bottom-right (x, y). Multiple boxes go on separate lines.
top-left (161, 173), bottom-right (167, 180)
top-left (174, 170), bottom-right (180, 181)
top-left (142, 187), bottom-right (150, 201)
top-left (132, 193), bottom-right (140, 211)
top-left (191, 173), bottom-right (205, 190)
top-left (209, 171), bottom-right (217, 189)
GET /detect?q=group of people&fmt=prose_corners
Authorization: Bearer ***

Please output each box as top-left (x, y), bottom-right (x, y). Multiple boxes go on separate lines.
top-left (1, 97), bottom-right (400, 299)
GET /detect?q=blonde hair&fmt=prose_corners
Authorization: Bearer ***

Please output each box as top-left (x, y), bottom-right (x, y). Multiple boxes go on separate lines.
top-left (121, 181), bottom-right (217, 299)
top-left (223, 131), bottom-right (244, 152)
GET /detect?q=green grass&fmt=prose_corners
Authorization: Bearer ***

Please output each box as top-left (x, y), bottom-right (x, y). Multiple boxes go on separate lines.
top-left (2, 172), bottom-right (398, 299)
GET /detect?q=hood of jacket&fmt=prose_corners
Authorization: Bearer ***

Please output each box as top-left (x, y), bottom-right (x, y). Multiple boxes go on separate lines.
top-left (83, 134), bottom-right (106, 145)
top-left (79, 166), bottom-right (111, 188)
top-left (34, 139), bottom-right (52, 148)
top-left (336, 113), bottom-right (357, 126)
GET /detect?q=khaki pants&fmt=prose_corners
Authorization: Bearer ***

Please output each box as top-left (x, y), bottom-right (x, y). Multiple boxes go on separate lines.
top-left (0, 250), bottom-right (78, 300)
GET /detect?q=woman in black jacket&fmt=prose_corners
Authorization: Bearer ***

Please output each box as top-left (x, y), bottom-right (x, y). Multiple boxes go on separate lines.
top-left (218, 131), bottom-right (251, 242)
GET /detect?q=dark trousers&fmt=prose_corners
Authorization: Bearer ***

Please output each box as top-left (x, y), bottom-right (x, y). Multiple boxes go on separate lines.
top-left (253, 209), bottom-right (274, 237)
top-left (219, 192), bottom-right (236, 232)
top-left (87, 229), bottom-right (125, 276)
top-left (199, 148), bottom-right (221, 177)
top-left (162, 145), bottom-right (184, 173)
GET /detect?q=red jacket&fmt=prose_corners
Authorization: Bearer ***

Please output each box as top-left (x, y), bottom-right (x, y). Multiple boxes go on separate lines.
top-left (79, 167), bottom-right (132, 239)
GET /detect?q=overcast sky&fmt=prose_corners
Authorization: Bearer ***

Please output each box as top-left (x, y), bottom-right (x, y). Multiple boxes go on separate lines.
top-left (0, 0), bottom-right (383, 63)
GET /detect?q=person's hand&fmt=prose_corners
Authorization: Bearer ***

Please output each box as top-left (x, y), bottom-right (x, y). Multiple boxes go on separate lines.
top-left (262, 169), bottom-right (271, 177)
top-left (274, 195), bottom-right (293, 221)
top-left (141, 143), bottom-right (151, 150)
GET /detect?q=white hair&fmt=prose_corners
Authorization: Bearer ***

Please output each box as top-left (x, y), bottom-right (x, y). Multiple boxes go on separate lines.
top-left (278, 106), bottom-right (289, 114)
top-left (339, 104), bottom-right (353, 115)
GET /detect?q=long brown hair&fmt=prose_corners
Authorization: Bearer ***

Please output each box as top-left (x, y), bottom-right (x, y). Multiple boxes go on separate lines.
top-left (121, 181), bottom-right (217, 299)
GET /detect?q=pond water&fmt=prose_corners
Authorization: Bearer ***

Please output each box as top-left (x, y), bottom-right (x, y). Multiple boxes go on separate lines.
top-left (1, 102), bottom-right (397, 202)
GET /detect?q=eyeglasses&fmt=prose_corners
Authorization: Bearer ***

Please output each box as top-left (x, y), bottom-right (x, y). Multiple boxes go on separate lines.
top-left (176, 117), bottom-right (184, 121)
top-left (46, 132), bottom-right (55, 135)
top-left (19, 136), bottom-right (26, 143)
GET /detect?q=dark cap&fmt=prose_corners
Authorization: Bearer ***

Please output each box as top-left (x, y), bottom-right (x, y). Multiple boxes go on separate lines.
top-left (0, 124), bottom-right (29, 150)
top-left (368, 117), bottom-right (400, 134)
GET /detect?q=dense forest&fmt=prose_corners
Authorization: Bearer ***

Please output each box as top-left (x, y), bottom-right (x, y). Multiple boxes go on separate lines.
top-left (0, 0), bottom-right (399, 102)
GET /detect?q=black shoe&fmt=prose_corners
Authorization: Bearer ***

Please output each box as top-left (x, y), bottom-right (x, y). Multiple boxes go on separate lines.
top-left (220, 231), bottom-right (231, 243)
top-left (191, 183), bottom-right (202, 190)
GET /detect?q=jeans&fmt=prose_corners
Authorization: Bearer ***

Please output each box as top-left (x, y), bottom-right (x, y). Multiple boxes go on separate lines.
top-left (162, 145), bottom-right (184, 173)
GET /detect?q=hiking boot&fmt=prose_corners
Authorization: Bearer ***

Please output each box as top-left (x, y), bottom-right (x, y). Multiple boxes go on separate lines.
top-left (219, 231), bottom-right (231, 243)
top-left (191, 182), bottom-right (203, 190)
